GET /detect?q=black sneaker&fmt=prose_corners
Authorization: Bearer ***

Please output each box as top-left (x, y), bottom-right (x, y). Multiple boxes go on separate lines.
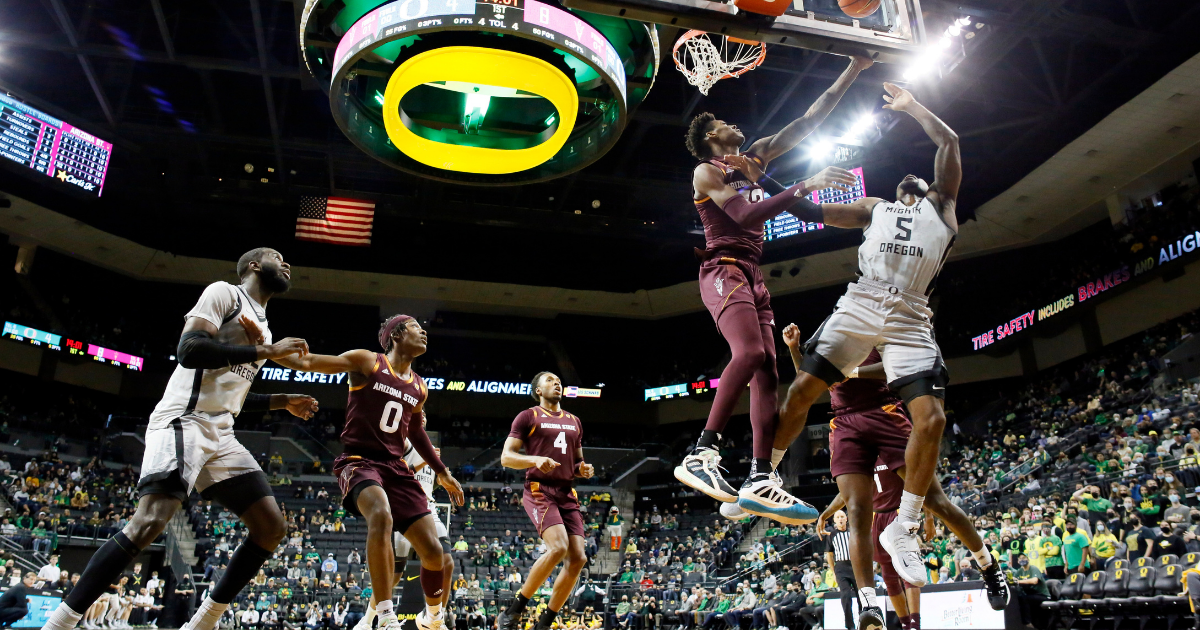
top-left (858, 606), bottom-right (884, 630)
top-left (495, 608), bottom-right (522, 630)
top-left (981, 560), bottom-right (1012, 610)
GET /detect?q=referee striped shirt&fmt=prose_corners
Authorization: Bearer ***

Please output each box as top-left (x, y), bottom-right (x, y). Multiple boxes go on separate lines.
top-left (825, 528), bottom-right (851, 562)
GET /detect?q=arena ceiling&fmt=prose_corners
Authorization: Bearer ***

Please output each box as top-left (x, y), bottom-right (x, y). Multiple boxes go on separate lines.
top-left (0, 0), bottom-right (1199, 293)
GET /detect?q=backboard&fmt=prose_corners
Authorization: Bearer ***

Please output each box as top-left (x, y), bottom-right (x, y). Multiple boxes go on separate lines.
top-left (560, 0), bottom-right (926, 63)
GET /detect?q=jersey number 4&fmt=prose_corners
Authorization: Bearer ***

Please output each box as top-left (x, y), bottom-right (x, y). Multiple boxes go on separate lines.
top-left (380, 401), bottom-right (404, 433)
top-left (553, 431), bottom-right (568, 454)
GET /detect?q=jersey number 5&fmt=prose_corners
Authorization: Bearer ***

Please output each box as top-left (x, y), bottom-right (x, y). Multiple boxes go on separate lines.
top-left (380, 401), bottom-right (403, 433)
top-left (894, 217), bottom-right (913, 241)
top-left (553, 431), bottom-right (568, 454)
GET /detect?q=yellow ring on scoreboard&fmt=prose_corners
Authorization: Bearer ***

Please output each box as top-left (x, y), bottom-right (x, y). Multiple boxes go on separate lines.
top-left (382, 47), bottom-right (578, 174)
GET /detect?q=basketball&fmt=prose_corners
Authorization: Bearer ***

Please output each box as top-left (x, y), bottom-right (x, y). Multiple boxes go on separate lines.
top-left (839, 0), bottom-right (881, 18)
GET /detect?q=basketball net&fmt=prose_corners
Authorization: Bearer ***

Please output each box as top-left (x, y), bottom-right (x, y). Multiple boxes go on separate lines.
top-left (673, 30), bottom-right (766, 95)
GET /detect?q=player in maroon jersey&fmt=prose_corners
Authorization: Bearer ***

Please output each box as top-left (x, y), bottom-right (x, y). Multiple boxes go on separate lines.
top-left (820, 464), bottom-right (923, 630)
top-left (495, 372), bottom-right (594, 630)
top-left (266, 314), bottom-right (464, 630)
top-left (676, 55), bottom-right (873, 524)
top-left (780, 324), bottom-right (1008, 630)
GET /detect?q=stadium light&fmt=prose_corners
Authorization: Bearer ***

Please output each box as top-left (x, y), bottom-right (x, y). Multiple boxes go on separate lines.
top-left (809, 139), bottom-right (833, 160)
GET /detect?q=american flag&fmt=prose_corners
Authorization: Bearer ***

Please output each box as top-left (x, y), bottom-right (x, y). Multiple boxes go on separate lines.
top-left (295, 196), bottom-right (374, 246)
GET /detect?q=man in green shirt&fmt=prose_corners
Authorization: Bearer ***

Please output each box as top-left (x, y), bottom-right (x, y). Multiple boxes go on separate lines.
top-left (1012, 553), bottom-right (1050, 628)
top-left (1037, 524), bottom-right (1066, 580)
top-left (1061, 522), bottom-right (1091, 574)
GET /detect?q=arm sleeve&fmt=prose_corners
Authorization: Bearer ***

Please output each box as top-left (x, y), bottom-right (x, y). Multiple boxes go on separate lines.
top-left (407, 413), bottom-right (446, 475)
top-left (177, 331), bottom-right (260, 369)
top-left (508, 410), bottom-right (533, 440)
top-left (718, 183), bottom-right (809, 228)
top-left (759, 177), bottom-right (787, 196)
top-left (242, 393), bottom-right (273, 412)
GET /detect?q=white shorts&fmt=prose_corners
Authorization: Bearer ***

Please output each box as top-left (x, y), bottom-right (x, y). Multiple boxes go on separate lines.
top-left (394, 505), bottom-right (449, 557)
top-left (802, 279), bottom-right (948, 400)
top-left (138, 411), bottom-right (262, 500)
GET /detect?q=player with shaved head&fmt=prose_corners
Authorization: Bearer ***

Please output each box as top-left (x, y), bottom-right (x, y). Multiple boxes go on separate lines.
top-left (677, 55), bottom-right (873, 524)
top-left (495, 371), bottom-right (594, 630)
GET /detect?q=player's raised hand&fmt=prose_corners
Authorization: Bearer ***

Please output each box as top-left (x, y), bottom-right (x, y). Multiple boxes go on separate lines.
top-left (437, 470), bottom-right (465, 506)
top-left (264, 337), bottom-right (310, 360)
top-left (534, 457), bottom-right (560, 474)
top-left (722, 154), bottom-right (763, 183)
top-left (284, 394), bottom-right (319, 420)
top-left (850, 55), bottom-right (874, 72)
top-left (781, 323), bottom-right (802, 350)
top-left (803, 166), bottom-right (856, 193)
top-left (579, 463), bottom-right (595, 479)
top-left (239, 314), bottom-right (265, 345)
top-left (882, 82), bottom-right (915, 112)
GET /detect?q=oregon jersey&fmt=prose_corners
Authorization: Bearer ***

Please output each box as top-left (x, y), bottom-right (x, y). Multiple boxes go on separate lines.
top-left (858, 197), bottom-right (955, 295)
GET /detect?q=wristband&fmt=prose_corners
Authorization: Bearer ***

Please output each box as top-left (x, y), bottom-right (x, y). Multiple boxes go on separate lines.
top-left (849, 367), bottom-right (860, 379)
top-left (243, 393), bottom-right (274, 411)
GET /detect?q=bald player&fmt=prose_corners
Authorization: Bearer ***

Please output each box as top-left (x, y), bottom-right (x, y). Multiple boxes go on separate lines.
top-left (677, 55), bottom-right (874, 525)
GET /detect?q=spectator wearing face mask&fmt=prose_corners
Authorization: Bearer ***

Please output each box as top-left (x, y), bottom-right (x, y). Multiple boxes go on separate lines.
top-left (1062, 520), bottom-right (1091, 574)
top-left (1091, 522), bottom-right (1119, 562)
top-left (1165, 492), bottom-right (1192, 524)
top-left (1011, 554), bottom-right (1050, 629)
top-left (1158, 523), bottom-right (1188, 558)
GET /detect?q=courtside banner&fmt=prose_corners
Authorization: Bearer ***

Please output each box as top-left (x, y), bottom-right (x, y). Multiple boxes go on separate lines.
top-left (824, 583), bottom-right (1011, 630)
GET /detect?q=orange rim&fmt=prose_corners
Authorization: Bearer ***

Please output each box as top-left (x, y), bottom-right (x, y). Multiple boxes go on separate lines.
top-left (672, 30), bottom-right (766, 81)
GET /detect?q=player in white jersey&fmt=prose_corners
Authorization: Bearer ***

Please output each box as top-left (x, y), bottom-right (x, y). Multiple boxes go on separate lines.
top-left (44, 248), bottom-right (317, 630)
top-left (354, 414), bottom-right (456, 630)
top-left (733, 84), bottom-right (1002, 605)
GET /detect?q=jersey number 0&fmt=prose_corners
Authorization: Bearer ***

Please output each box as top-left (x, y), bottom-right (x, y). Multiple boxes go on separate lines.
top-left (380, 401), bottom-right (404, 433)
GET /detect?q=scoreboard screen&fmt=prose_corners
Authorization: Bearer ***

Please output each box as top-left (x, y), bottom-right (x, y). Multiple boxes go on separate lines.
top-left (763, 166), bottom-right (866, 242)
top-left (644, 379), bottom-right (719, 401)
top-left (0, 92), bottom-right (112, 197)
top-left (3, 321), bottom-right (143, 370)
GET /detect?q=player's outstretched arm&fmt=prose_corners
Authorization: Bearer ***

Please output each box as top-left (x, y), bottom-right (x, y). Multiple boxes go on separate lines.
top-left (177, 315), bottom-right (309, 369)
top-left (749, 56), bottom-right (873, 163)
top-left (500, 437), bottom-right (559, 474)
top-left (792, 195), bottom-right (882, 230)
top-left (269, 348), bottom-right (377, 376)
top-left (816, 493), bottom-right (845, 539)
top-left (883, 83), bottom-right (960, 217)
top-left (781, 324), bottom-right (803, 374)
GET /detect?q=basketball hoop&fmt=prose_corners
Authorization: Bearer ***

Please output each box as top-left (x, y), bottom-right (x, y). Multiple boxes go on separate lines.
top-left (672, 30), bottom-right (767, 95)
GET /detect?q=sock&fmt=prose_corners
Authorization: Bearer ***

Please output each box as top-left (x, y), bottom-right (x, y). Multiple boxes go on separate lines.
top-left (43, 603), bottom-right (84, 630)
top-left (910, 612), bottom-right (921, 629)
top-left (857, 587), bottom-right (877, 610)
top-left (898, 615), bottom-right (910, 630)
top-left (508, 593), bottom-right (530, 615)
top-left (897, 491), bottom-right (925, 524)
top-left (64, 532), bottom-right (140, 613)
top-left (211, 540), bottom-right (274, 603)
top-left (696, 430), bottom-right (721, 451)
top-left (377, 600), bottom-right (394, 617)
top-left (750, 458), bottom-right (772, 479)
top-left (538, 608), bottom-right (559, 627)
top-left (971, 546), bottom-right (994, 569)
top-left (420, 565), bottom-right (446, 600)
top-left (427, 601), bottom-right (444, 618)
top-left (364, 604), bottom-right (378, 623)
top-left (187, 598), bottom-right (229, 630)
top-left (770, 448), bottom-right (786, 470)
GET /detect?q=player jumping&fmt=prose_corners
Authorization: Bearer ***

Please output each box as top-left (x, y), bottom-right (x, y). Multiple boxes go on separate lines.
top-left (788, 322), bottom-right (1009, 629)
top-left (44, 248), bottom-right (318, 630)
top-left (676, 55), bottom-right (873, 524)
top-left (770, 84), bottom-right (1006, 601)
top-left (266, 314), bottom-right (465, 630)
top-left (495, 372), bottom-right (594, 630)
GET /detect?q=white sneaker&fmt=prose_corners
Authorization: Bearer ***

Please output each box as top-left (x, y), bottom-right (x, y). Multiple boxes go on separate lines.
top-left (379, 613), bottom-right (403, 630)
top-left (719, 501), bottom-right (753, 523)
top-left (736, 475), bottom-right (818, 525)
top-left (878, 519), bottom-right (929, 587)
top-left (415, 610), bottom-right (446, 630)
top-left (674, 448), bottom-right (738, 502)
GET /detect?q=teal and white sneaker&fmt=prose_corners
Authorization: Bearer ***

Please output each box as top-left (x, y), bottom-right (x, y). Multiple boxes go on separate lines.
top-left (719, 500), bottom-right (754, 523)
top-left (736, 473), bottom-right (818, 525)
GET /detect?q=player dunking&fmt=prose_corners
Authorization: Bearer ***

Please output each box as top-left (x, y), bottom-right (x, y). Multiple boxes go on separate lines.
top-left (787, 324), bottom-right (1008, 630)
top-left (495, 372), bottom-right (594, 630)
top-left (770, 84), bottom-right (1007, 601)
top-left (44, 248), bottom-right (318, 630)
top-left (676, 55), bottom-right (873, 524)
top-left (266, 315), bottom-right (465, 630)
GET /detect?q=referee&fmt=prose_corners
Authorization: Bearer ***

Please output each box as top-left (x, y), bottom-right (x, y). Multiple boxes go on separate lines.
top-left (824, 510), bottom-right (857, 629)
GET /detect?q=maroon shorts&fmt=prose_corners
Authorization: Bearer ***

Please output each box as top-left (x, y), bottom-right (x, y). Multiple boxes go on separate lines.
top-left (334, 453), bottom-right (430, 531)
top-left (698, 257), bottom-right (773, 328)
top-left (829, 406), bottom-right (912, 479)
top-left (872, 510), bottom-right (906, 595)
top-left (523, 481), bottom-right (585, 538)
